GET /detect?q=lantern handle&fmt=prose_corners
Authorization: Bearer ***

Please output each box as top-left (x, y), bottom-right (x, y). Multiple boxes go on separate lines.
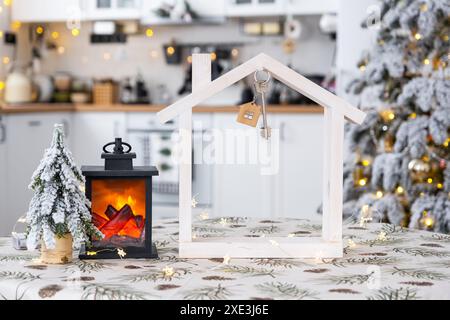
top-left (103, 138), bottom-right (132, 154)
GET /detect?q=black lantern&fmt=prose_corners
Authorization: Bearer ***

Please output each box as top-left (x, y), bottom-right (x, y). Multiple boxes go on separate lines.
top-left (79, 138), bottom-right (159, 259)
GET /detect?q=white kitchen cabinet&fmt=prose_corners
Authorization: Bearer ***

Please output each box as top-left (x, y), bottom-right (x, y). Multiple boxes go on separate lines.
top-left (0, 116), bottom-right (8, 236)
top-left (85, 0), bottom-right (142, 20)
top-left (12, 0), bottom-right (85, 23)
top-left (211, 112), bottom-right (324, 220)
top-left (72, 112), bottom-right (126, 166)
top-left (211, 113), bottom-right (276, 218)
top-left (274, 113), bottom-right (324, 221)
top-left (287, 0), bottom-right (337, 15)
top-left (141, 0), bottom-right (225, 25)
top-left (225, 0), bottom-right (285, 17)
top-left (2, 113), bottom-right (72, 236)
top-left (225, 0), bottom-right (337, 17)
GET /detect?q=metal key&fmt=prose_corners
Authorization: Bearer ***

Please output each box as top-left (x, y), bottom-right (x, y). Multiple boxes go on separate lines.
top-left (255, 77), bottom-right (271, 140)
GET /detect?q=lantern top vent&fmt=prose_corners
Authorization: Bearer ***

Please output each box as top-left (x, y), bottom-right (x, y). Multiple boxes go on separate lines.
top-left (101, 138), bottom-right (136, 170)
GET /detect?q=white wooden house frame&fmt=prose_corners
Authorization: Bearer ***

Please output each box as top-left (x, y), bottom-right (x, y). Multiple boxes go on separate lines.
top-left (157, 53), bottom-right (366, 258)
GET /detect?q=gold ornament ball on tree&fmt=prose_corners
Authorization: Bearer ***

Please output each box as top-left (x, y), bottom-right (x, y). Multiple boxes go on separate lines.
top-left (408, 158), bottom-right (431, 182)
top-left (379, 109), bottom-right (395, 122)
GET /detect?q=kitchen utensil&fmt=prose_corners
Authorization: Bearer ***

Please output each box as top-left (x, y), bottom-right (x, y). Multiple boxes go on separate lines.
top-left (53, 72), bottom-right (72, 92)
top-left (5, 67), bottom-right (32, 104)
top-left (33, 74), bottom-right (54, 102)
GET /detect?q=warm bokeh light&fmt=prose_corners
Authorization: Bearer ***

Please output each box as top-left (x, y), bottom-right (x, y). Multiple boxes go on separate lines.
top-left (10, 20), bottom-right (21, 31)
top-left (166, 46), bottom-right (175, 56)
top-left (51, 31), bottom-right (59, 39)
top-left (71, 28), bottom-right (80, 36)
top-left (36, 26), bottom-right (44, 34)
top-left (145, 28), bottom-right (154, 37)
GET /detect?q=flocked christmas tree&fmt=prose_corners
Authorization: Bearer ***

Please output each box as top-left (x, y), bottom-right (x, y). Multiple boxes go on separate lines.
top-left (26, 124), bottom-right (102, 250)
top-left (343, 0), bottom-right (449, 232)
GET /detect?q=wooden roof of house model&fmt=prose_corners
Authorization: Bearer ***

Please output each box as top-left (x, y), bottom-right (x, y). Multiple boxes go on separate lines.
top-left (157, 53), bottom-right (366, 125)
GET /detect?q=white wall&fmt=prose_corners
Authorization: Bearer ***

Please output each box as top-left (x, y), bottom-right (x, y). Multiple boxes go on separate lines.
top-left (0, 3), bottom-right (13, 82)
top-left (336, 0), bottom-right (378, 100)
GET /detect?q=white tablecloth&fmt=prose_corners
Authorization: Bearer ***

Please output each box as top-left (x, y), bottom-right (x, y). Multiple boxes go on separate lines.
top-left (1, 217), bottom-right (450, 300)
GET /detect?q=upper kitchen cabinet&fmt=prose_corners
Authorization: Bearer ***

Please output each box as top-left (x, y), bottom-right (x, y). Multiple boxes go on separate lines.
top-left (11, 0), bottom-right (143, 22)
top-left (225, 0), bottom-right (337, 17)
top-left (141, 0), bottom-right (225, 25)
top-left (11, 0), bottom-right (86, 22)
top-left (85, 0), bottom-right (143, 21)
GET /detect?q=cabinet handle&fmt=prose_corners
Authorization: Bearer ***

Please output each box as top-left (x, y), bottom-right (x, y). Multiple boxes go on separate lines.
top-left (61, 119), bottom-right (69, 138)
top-left (114, 121), bottom-right (120, 137)
top-left (280, 121), bottom-right (286, 141)
top-left (0, 122), bottom-right (6, 144)
top-left (28, 120), bottom-right (42, 127)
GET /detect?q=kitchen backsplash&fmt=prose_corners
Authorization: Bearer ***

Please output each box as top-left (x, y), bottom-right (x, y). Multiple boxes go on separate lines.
top-left (9, 16), bottom-right (335, 105)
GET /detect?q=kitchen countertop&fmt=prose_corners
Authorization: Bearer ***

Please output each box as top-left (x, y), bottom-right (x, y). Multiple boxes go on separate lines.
top-left (0, 103), bottom-right (323, 114)
top-left (1, 217), bottom-right (450, 300)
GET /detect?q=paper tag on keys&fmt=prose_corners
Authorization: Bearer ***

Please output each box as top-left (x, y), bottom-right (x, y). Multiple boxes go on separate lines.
top-left (236, 102), bottom-right (261, 127)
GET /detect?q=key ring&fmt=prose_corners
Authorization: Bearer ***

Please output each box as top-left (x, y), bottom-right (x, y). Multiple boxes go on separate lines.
top-left (254, 69), bottom-right (271, 84)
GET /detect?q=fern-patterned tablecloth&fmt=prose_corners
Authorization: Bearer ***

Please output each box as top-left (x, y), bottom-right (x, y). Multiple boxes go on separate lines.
top-left (1, 217), bottom-right (450, 300)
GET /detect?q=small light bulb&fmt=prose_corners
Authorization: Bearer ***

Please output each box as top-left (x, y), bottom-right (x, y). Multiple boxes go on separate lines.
top-left (362, 159), bottom-right (370, 166)
top-left (51, 31), bottom-right (59, 39)
top-left (0, 31), bottom-right (3, 38)
top-left (145, 28), bottom-right (154, 37)
top-left (382, 125), bottom-right (388, 131)
top-left (10, 21), bottom-right (21, 31)
top-left (2, 56), bottom-right (9, 64)
top-left (186, 55), bottom-right (192, 64)
top-left (210, 52), bottom-right (217, 61)
top-left (359, 65), bottom-right (366, 72)
top-left (231, 48), bottom-right (239, 58)
top-left (0, 81), bottom-right (5, 91)
top-left (424, 217), bottom-right (434, 227)
top-left (57, 46), bottom-right (65, 54)
top-left (409, 113), bottom-right (417, 119)
top-left (358, 178), bottom-right (367, 186)
top-left (223, 255), bottom-right (231, 265)
top-left (427, 178), bottom-right (433, 184)
top-left (396, 186), bottom-right (404, 194)
top-left (388, 112), bottom-right (395, 120)
top-left (414, 33), bottom-right (422, 40)
top-left (166, 46), bottom-right (175, 56)
top-left (376, 190), bottom-right (383, 198)
top-left (437, 183), bottom-right (443, 189)
top-left (347, 239), bottom-right (356, 248)
top-left (36, 26), bottom-right (44, 34)
top-left (71, 28), bottom-right (80, 36)
top-left (423, 58), bottom-right (430, 65)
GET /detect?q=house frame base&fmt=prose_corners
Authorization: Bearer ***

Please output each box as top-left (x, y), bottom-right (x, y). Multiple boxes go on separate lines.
top-left (179, 237), bottom-right (343, 259)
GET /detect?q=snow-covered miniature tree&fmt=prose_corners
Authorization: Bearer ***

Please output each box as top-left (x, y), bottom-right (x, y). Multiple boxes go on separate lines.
top-left (26, 124), bottom-right (102, 250)
top-left (343, 0), bottom-right (449, 232)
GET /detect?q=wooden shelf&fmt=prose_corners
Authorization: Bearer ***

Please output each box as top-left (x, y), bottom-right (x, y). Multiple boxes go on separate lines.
top-left (0, 103), bottom-right (323, 114)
